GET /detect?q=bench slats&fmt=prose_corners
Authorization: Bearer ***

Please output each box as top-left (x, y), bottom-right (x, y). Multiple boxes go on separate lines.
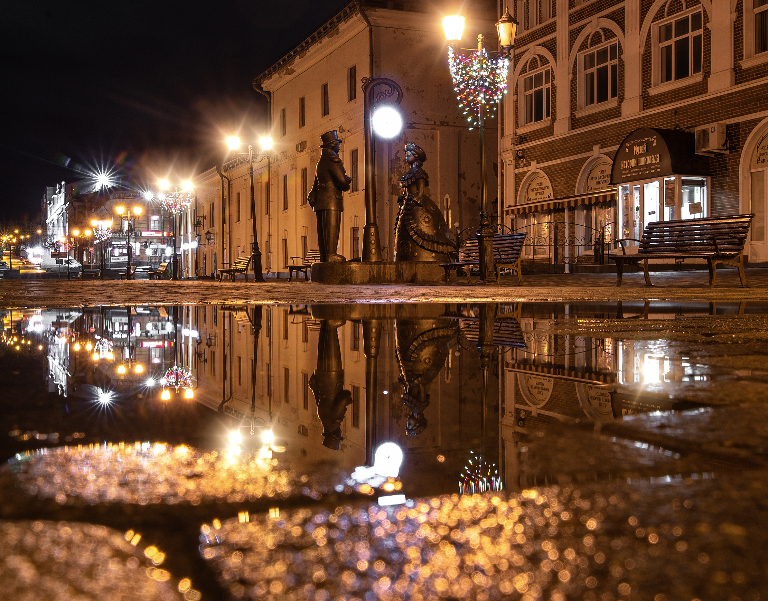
top-left (611, 214), bottom-right (753, 287)
top-left (441, 233), bottom-right (527, 284)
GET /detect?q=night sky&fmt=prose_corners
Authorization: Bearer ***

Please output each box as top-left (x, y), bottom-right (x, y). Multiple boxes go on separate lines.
top-left (0, 0), bottom-right (350, 221)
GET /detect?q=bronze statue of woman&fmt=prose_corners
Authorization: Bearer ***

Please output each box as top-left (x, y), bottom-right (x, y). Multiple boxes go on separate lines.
top-left (394, 143), bottom-right (457, 262)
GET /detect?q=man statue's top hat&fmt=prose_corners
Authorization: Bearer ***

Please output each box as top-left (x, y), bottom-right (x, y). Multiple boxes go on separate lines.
top-left (320, 130), bottom-right (341, 148)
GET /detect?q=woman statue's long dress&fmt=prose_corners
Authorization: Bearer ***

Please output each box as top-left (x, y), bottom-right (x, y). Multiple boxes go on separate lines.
top-left (394, 143), bottom-right (457, 262)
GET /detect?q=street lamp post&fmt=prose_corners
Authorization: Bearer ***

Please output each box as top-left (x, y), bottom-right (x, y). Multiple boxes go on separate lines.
top-left (226, 135), bottom-right (271, 282)
top-left (361, 78), bottom-right (403, 262)
top-left (115, 206), bottom-right (142, 280)
top-left (156, 181), bottom-right (194, 280)
top-left (443, 9), bottom-right (517, 283)
top-left (90, 219), bottom-right (113, 280)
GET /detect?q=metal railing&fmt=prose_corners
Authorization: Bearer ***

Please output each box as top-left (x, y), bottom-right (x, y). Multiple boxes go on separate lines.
top-left (510, 221), bottom-right (618, 267)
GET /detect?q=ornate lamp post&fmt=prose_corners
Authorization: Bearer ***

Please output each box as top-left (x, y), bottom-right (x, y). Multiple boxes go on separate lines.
top-left (90, 219), bottom-right (113, 280)
top-left (443, 9), bottom-right (517, 283)
top-left (115, 205), bottom-right (142, 280)
top-left (362, 78), bottom-right (403, 262)
top-left (156, 181), bottom-right (194, 280)
top-left (226, 135), bottom-right (272, 282)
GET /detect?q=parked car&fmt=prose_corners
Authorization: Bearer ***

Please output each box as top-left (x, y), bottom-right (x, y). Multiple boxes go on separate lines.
top-left (0, 261), bottom-right (9, 271)
top-left (41, 258), bottom-right (81, 273)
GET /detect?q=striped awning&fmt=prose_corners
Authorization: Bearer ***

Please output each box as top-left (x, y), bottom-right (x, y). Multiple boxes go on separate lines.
top-left (505, 189), bottom-right (617, 216)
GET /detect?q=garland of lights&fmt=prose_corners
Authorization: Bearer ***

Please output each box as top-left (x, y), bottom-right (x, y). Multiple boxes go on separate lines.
top-left (94, 227), bottom-right (112, 243)
top-left (94, 338), bottom-right (113, 355)
top-left (159, 190), bottom-right (193, 215)
top-left (459, 451), bottom-right (502, 495)
top-left (162, 365), bottom-right (194, 390)
top-left (447, 46), bottom-right (509, 129)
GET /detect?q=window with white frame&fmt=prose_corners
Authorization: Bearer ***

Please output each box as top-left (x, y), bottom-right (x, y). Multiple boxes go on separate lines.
top-left (658, 10), bottom-right (702, 84)
top-left (516, 0), bottom-right (552, 33)
top-left (744, 0), bottom-right (768, 65)
top-left (582, 38), bottom-right (618, 107)
top-left (522, 60), bottom-right (551, 125)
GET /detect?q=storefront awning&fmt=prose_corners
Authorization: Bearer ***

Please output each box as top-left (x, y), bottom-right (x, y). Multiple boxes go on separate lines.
top-left (505, 189), bottom-right (617, 216)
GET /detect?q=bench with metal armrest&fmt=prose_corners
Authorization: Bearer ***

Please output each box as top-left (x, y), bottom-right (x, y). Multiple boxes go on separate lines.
top-left (440, 232), bottom-right (526, 284)
top-left (287, 250), bottom-right (322, 281)
top-left (217, 255), bottom-right (255, 282)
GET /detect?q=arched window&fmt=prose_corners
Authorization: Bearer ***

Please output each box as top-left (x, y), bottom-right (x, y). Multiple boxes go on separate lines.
top-left (519, 56), bottom-right (551, 127)
top-left (578, 30), bottom-right (619, 111)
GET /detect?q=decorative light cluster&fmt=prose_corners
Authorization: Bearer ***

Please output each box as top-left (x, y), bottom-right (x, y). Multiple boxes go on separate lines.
top-left (159, 190), bottom-right (193, 215)
top-left (460, 451), bottom-right (502, 495)
top-left (94, 226), bottom-right (112, 242)
top-left (447, 46), bottom-right (509, 129)
top-left (162, 365), bottom-right (193, 390)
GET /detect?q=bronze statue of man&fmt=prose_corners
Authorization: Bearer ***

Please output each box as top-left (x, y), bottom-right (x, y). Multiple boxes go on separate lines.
top-left (307, 130), bottom-right (352, 262)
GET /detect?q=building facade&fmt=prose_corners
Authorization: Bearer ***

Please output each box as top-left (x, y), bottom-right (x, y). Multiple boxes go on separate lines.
top-left (502, 0), bottom-right (768, 267)
top-left (194, 0), bottom-right (499, 276)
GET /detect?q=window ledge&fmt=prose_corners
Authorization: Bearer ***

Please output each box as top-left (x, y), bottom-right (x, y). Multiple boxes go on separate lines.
top-left (740, 52), bottom-right (768, 70)
top-left (647, 71), bottom-right (704, 96)
top-left (574, 97), bottom-right (619, 118)
top-left (516, 118), bottom-right (552, 135)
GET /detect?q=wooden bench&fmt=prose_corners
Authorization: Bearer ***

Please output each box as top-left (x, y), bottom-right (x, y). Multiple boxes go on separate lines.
top-left (119, 265), bottom-right (137, 280)
top-left (149, 263), bottom-right (170, 280)
top-left (611, 214), bottom-right (754, 287)
top-left (217, 255), bottom-right (254, 282)
top-left (288, 250), bottom-right (321, 281)
top-left (440, 233), bottom-right (527, 284)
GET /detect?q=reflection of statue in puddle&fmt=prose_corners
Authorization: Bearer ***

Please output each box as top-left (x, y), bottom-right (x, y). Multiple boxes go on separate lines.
top-left (309, 311), bottom-right (352, 450)
top-left (396, 316), bottom-right (457, 437)
top-left (394, 143), bottom-right (457, 262)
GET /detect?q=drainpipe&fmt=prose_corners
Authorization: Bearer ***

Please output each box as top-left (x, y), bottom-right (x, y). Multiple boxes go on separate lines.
top-left (216, 165), bottom-right (230, 278)
top-left (252, 83), bottom-right (272, 274)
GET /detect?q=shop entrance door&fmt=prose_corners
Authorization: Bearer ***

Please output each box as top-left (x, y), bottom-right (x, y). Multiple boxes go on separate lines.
top-left (618, 179), bottom-right (661, 249)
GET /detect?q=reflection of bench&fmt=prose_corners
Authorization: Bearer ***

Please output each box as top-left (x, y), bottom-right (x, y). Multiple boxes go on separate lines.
top-left (440, 233), bottom-right (526, 283)
top-left (218, 255), bottom-right (254, 282)
top-left (149, 263), bottom-right (170, 280)
top-left (612, 214), bottom-right (753, 287)
top-left (288, 250), bottom-right (321, 281)
top-left (119, 265), bottom-right (137, 280)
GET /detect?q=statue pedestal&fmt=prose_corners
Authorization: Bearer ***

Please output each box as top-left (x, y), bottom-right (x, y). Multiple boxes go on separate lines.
top-left (310, 261), bottom-right (446, 284)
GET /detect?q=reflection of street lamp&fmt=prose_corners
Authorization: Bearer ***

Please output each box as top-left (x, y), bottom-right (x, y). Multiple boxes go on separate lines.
top-left (362, 78), bottom-right (403, 261)
top-left (443, 9), bottom-right (517, 283)
top-left (115, 205), bottom-right (142, 280)
top-left (226, 135), bottom-right (272, 282)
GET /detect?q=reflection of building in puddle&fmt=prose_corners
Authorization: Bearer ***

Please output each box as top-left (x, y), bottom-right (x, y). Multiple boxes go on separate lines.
top-left (500, 303), bottom-right (709, 488)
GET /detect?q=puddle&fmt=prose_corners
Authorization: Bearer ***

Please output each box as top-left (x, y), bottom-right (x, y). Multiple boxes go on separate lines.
top-left (3, 301), bottom-right (768, 599)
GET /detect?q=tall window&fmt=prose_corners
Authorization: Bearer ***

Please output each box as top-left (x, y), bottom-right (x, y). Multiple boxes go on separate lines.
top-left (282, 238), bottom-right (288, 268)
top-left (523, 65), bottom-right (551, 125)
top-left (280, 107), bottom-right (287, 136)
top-left (351, 385), bottom-right (360, 428)
top-left (236, 192), bottom-right (241, 222)
top-left (517, 0), bottom-right (552, 33)
top-left (237, 356), bottom-right (242, 386)
top-left (659, 11), bottom-right (702, 83)
top-left (283, 367), bottom-right (290, 404)
top-left (757, 0), bottom-right (768, 55)
top-left (283, 174), bottom-right (288, 210)
top-left (348, 65), bottom-right (357, 101)
top-left (301, 167), bottom-right (308, 205)
top-left (301, 235), bottom-right (308, 259)
top-left (303, 372), bottom-right (309, 409)
top-left (321, 83), bottom-right (329, 117)
top-left (351, 227), bottom-right (360, 260)
top-left (298, 97), bottom-right (306, 128)
top-left (350, 149), bottom-right (359, 192)
top-left (264, 181), bottom-right (269, 215)
top-left (584, 42), bottom-right (617, 106)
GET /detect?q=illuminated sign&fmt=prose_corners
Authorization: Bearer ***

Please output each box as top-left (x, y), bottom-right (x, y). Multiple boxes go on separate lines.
top-left (140, 231), bottom-right (173, 237)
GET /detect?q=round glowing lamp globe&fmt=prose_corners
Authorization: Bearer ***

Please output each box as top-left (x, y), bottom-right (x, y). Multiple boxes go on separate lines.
top-left (371, 106), bottom-right (403, 139)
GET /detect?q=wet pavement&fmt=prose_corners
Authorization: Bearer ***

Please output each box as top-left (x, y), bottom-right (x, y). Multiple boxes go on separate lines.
top-left (1, 278), bottom-right (768, 599)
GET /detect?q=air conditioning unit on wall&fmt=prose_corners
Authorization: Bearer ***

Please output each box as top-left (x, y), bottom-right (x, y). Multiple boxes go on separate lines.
top-left (695, 123), bottom-right (728, 155)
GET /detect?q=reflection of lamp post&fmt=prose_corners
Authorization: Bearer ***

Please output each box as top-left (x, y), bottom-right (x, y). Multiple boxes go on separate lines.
top-left (226, 135), bottom-right (273, 282)
top-left (362, 78), bottom-right (403, 262)
top-left (443, 9), bottom-right (517, 283)
top-left (115, 205), bottom-right (142, 280)
top-left (90, 219), bottom-right (113, 280)
top-left (156, 181), bottom-right (193, 280)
